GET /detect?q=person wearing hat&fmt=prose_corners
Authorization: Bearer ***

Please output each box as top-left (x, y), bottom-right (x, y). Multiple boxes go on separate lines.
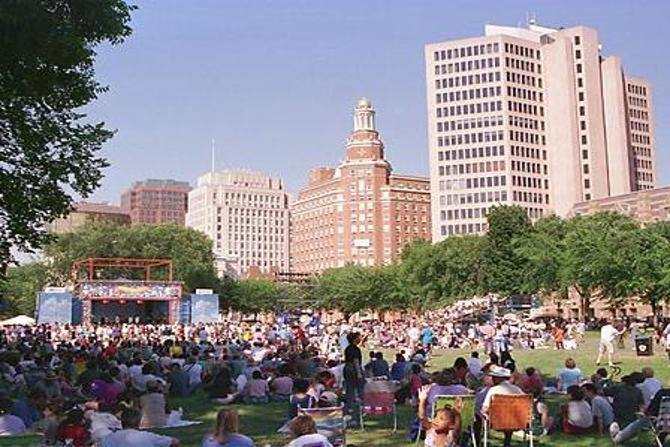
top-left (481, 365), bottom-right (523, 447)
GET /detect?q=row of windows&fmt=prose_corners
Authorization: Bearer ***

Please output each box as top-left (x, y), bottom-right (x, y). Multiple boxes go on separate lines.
top-left (441, 190), bottom-right (507, 206)
top-left (228, 231), bottom-right (285, 240)
top-left (507, 86), bottom-right (542, 102)
top-left (634, 159), bottom-right (653, 170)
top-left (628, 96), bottom-right (648, 108)
top-left (437, 115), bottom-right (504, 131)
top-left (508, 100), bottom-right (543, 117)
top-left (442, 223), bottom-right (486, 236)
top-left (435, 100), bottom-right (503, 118)
top-left (438, 145), bottom-right (505, 161)
top-left (511, 160), bottom-right (547, 175)
top-left (436, 86), bottom-right (502, 102)
top-left (510, 129), bottom-right (543, 145)
top-left (631, 133), bottom-right (652, 145)
top-left (433, 42), bottom-right (500, 61)
top-left (438, 130), bottom-right (505, 147)
top-left (627, 84), bottom-right (648, 96)
top-left (438, 175), bottom-right (507, 191)
top-left (505, 57), bottom-right (541, 74)
top-left (434, 71), bottom-right (500, 88)
top-left (221, 208), bottom-right (286, 217)
top-left (512, 176), bottom-right (549, 191)
top-left (509, 115), bottom-right (543, 131)
top-left (512, 190), bottom-right (550, 205)
top-left (435, 57), bottom-right (501, 76)
top-left (506, 71), bottom-right (541, 88)
top-left (438, 160), bottom-right (506, 176)
top-left (442, 206), bottom-right (498, 221)
top-left (633, 146), bottom-right (653, 158)
top-left (635, 172), bottom-right (654, 183)
top-left (630, 121), bottom-right (650, 133)
top-left (504, 43), bottom-right (540, 60)
top-left (510, 145), bottom-right (547, 160)
top-left (630, 109), bottom-right (649, 121)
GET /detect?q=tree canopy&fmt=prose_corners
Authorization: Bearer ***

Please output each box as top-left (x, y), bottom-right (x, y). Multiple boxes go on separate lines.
top-left (0, 0), bottom-right (135, 275)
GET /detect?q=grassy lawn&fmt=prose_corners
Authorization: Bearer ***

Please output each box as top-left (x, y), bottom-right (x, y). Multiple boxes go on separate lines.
top-left (156, 332), bottom-right (667, 446)
top-left (1, 332), bottom-right (667, 446)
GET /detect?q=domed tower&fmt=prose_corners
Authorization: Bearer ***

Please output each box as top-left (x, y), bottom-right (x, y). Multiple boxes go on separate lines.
top-left (346, 97), bottom-right (386, 163)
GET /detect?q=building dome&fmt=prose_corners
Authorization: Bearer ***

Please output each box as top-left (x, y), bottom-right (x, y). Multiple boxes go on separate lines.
top-left (357, 97), bottom-right (372, 108)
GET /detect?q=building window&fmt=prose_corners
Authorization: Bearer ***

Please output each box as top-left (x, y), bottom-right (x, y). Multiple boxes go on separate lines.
top-left (574, 35), bottom-right (581, 45)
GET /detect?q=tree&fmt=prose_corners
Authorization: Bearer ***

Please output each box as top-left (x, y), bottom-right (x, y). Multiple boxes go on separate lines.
top-left (228, 279), bottom-right (278, 314)
top-left (514, 215), bottom-right (569, 299)
top-left (44, 222), bottom-right (219, 292)
top-left (0, 263), bottom-right (48, 317)
top-left (482, 205), bottom-right (531, 296)
top-left (561, 212), bottom-right (639, 319)
top-left (0, 0), bottom-right (135, 276)
top-left (625, 225), bottom-right (670, 317)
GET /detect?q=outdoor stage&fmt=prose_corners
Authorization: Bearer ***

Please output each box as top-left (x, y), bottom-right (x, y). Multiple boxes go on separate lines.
top-left (71, 258), bottom-right (183, 324)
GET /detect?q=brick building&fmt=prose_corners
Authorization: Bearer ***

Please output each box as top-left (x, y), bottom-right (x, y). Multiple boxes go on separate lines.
top-left (291, 98), bottom-right (431, 274)
top-left (49, 202), bottom-right (130, 234)
top-left (121, 179), bottom-right (191, 225)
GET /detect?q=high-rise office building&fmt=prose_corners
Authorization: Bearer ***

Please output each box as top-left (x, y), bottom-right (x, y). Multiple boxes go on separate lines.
top-left (291, 98), bottom-right (431, 274)
top-left (121, 179), bottom-right (191, 225)
top-left (186, 170), bottom-right (290, 278)
top-left (425, 22), bottom-right (657, 241)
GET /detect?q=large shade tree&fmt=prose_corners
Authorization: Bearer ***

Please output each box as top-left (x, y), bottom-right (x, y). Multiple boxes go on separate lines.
top-left (0, 0), bottom-right (135, 276)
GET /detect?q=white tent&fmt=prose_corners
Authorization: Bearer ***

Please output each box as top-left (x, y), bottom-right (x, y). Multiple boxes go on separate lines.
top-left (0, 315), bottom-right (36, 326)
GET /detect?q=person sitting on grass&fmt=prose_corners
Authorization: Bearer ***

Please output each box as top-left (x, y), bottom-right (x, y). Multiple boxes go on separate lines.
top-left (243, 370), bottom-right (269, 404)
top-left (270, 365), bottom-right (294, 402)
top-left (557, 358), bottom-right (582, 393)
top-left (288, 379), bottom-right (316, 420)
top-left (606, 373), bottom-right (645, 445)
top-left (286, 414), bottom-right (332, 447)
top-left (57, 408), bottom-right (90, 447)
top-left (202, 408), bottom-right (254, 447)
top-left (0, 397), bottom-right (25, 436)
top-left (101, 407), bottom-right (178, 447)
top-left (581, 383), bottom-right (614, 435)
top-left (518, 367), bottom-right (543, 396)
top-left (560, 385), bottom-right (593, 434)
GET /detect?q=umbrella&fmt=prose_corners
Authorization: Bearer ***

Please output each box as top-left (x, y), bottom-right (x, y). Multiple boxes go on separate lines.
top-left (0, 315), bottom-right (36, 326)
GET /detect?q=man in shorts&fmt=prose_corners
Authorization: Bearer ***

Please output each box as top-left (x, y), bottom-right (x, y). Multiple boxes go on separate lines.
top-left (596, 319), bottom-right (622, 367)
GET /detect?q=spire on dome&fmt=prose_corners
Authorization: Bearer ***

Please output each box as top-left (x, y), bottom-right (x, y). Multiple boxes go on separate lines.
top-left (353, 97), bottom-right (376, 131)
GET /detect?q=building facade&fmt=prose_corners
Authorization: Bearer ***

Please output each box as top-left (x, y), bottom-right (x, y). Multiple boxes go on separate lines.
top-left (426, 22), bottom-right (657, 242)
top-left (49, 202), bottom-right (131, 234)
top-left (186, 170), bottom-right (290, 278)
top-left (121, 179), bottom-right (191, 225)
top-left (291, 98), bottom-right (431, 274)
top-left (571, 185), bottom-right (670, 224)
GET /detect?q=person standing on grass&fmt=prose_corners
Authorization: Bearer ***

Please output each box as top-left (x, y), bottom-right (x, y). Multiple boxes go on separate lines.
top-left (596, 319), bottom-right (623, 367)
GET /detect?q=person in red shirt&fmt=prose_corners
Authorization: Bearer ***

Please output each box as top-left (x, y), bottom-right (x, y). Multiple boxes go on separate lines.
top-left (57, 408), bottom-right (90, 447)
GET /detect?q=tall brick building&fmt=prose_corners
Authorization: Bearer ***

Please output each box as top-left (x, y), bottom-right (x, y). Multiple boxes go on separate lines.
top-left (291, 98), bottom-right (431, 274)
top-left (121, 179), bottom-right (191, 225)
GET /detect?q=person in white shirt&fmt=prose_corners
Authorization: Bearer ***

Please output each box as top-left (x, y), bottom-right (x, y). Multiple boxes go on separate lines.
top-left (101, 408), bottom-right (177, 447)
top-left (561, 385), bottom-right (593, 433)
top-left (286, 415), bottom-right (332, 447)
top-left (481, 366), bottom-right (523, 447)
top-left (595, 320), bottom-right (622, 367)
top-left (184, 356), bottom-right (203, 391)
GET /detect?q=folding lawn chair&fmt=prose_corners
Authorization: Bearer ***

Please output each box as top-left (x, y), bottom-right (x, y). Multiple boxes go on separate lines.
top-left (415, 394), bottom-right (477, 446)
top-left (649, 396), bottom-right (670, 447)
top-left (359, 379), bottom-right (397, 432)
top-left (299, 405), bottom-right (347, 446)
top-left (483, 394), bottom-right (534, 447)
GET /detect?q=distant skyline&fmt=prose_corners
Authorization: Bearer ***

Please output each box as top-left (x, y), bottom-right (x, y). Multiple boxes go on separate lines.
top-left (86, 0), bottom-right (669, 203)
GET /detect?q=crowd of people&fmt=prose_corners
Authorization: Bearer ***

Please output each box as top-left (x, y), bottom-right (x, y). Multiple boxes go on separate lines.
top-left (0, 300), bottom-right (669, 446)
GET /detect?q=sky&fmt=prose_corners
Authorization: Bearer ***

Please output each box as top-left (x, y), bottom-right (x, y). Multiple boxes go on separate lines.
top-left (86, 0), bottom-right (670, 202)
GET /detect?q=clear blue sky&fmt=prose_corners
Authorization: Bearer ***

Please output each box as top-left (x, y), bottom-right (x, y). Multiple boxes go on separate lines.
top-left (87, 0), bottom-right (669, 202)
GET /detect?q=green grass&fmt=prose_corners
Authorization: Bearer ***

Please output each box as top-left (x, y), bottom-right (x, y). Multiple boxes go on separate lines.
top-left (1, 332), bottom-right (666, 446)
